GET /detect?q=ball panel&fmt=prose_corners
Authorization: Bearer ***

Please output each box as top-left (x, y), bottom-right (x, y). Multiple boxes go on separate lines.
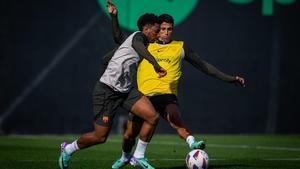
top-left (186, 149), bottom-right (209, 169)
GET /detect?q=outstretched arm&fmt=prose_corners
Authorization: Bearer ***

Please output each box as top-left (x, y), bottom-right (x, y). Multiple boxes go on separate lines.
top-left (184, 45), bottom-right (245, 87)
top-left (107, 0), bottom-right (127, 44)
top-left (132, 33), bottom-right (167, 78)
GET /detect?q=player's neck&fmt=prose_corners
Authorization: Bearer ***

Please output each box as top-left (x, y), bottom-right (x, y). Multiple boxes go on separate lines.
top-left (157, 38), bottom-right (172, 44)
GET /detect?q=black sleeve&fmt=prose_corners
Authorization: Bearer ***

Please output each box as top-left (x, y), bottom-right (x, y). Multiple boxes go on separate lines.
top-left (132, 33), bottom-right (161, 71)
top-left (99, 48), bottom-right (117, 75)
top-left (183, 44), bottom-right (236, 82)
top-left (111, 14), bottom-right (127, 45)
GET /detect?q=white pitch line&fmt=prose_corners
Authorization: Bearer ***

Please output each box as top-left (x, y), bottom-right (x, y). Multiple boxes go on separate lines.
top-left (263, 158), bottom-right (300, 161)
top-left (209, 144), bottom-right (300, 152)
top-left (154, 158), bottom-right (300, 161)
top-left (150, 158), bottom-right (225, 161)
top-left (107, 139), bottom-right (300, 152)
top-left (16, 158), bottom-right (300, 162)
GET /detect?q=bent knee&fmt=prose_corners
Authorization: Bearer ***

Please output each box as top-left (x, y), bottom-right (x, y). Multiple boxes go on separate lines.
top-left (153, 113), bottom-right (160, 124)
top-left (146, 113), bottom-right (160, 125)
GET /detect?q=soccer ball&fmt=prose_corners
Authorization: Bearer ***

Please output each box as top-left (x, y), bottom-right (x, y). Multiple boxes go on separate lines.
top-left (185, 149), bottom-right (209, 169)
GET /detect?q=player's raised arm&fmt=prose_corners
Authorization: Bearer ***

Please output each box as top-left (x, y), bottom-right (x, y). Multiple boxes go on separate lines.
top-left (184, 44), bottom-right (245, 87)
top-left (132, 33), bottom-right (167, 78)
top-left (107, 0), bottom-right (126, 44)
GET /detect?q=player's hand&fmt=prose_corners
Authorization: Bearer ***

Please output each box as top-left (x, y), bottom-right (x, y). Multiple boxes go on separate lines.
top-left (234, 76), bottom-right (245, 87)
top-left (156, 67), bottom-right (167, 78)
top-left (106, 0), bottom-right (117, 16)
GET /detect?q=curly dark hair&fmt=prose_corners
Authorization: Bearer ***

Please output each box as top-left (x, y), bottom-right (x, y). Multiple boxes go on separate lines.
top-left (137, 13), bottom-right (160, 31)
top-left (158, 14), bottom-right (174, 26)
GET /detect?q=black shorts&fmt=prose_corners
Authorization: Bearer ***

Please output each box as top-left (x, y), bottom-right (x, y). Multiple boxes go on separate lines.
top-left (128, 94), bottom-right (179, 123)
top-left (93, 81), bottom-right (143, 127)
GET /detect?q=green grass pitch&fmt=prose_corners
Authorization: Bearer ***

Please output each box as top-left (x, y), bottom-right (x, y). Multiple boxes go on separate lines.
top-left (1, 135), bottom-right (300, 169)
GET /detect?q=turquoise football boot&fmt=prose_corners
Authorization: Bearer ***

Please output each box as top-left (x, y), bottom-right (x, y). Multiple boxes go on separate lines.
top-left (191, 140), bottom-right (206, 150)
top-left (134, 157), bottom-right (155, 169)
top-left (58, 142), bottom-right (71, 169)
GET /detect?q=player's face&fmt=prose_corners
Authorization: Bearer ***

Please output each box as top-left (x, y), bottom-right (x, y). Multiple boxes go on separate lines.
top-left (159, 22), bottom-right (173, 42)
top-left (144, 23), bottom-right (160, 43)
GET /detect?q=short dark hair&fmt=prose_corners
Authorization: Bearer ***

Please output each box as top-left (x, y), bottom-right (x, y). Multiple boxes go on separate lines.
top-left (158, 14), bottom-right (174, 25)
top-left (137, 13), bottom-right (159, 31)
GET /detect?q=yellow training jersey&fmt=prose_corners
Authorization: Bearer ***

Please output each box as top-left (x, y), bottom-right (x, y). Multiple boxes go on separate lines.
top-left (137, 40), bottom-right (184, 96)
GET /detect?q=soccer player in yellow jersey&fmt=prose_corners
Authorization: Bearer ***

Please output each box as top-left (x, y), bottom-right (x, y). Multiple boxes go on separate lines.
top-left (106, 2), bottom-right (245, 169)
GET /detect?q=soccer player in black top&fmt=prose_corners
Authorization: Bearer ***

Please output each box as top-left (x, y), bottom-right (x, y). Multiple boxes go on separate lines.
top-left (58, 12), bottom-right (167, 169)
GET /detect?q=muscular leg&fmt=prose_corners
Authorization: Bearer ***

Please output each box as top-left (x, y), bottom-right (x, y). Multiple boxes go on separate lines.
top-left (111, 120), bottom-right (143, 168)
top-left (164, 103), bottom-right (191, 140)
top-left (112, 96), bottom-right (158, 168)
top-left (122, 120), bottom-right (143, 153)
top-left (77, 123), bottom-right (111, 149)
top-left (130, 96), bottom-right (159, 142)
top-left (164, 103), bottom-right (205, 150)
top-left (60, 123), bottom-right (112, 169)
top-left (128, 95), bottom-right (160, 169)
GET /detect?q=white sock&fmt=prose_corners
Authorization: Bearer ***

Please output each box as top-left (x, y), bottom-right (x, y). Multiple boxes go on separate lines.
top-left (65, 140), bottom-right (79, 155)
top-left (120, 150), bottom-right (131, 162)
top-left (186, 135), bottom-right (195, 148)
top-left (133, 139), bottom-right (149, 159)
